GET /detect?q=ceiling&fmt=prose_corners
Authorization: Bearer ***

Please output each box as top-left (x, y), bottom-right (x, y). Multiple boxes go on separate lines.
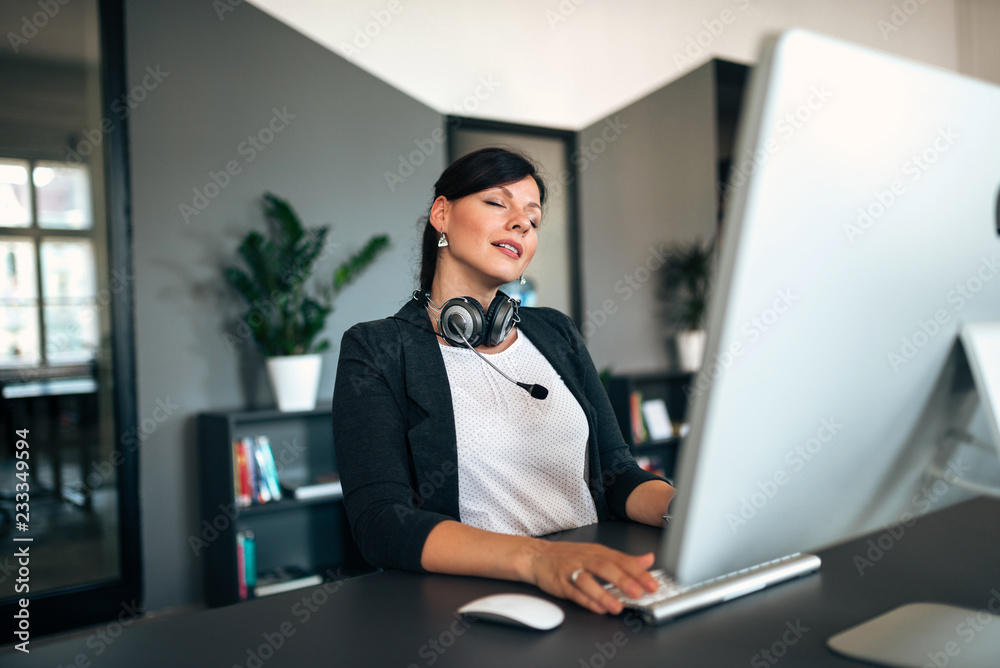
top-left (0, 1), bottom-right (967, 130)
top-left (246, 0), bottom-right (963, 131)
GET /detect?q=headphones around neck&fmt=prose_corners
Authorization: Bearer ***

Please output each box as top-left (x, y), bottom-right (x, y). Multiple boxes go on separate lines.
top-left (413, 289), bottom-right (520, 348)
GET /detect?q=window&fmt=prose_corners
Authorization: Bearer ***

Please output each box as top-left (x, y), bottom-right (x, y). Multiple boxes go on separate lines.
top-left (0, 157), bottom-right (98, 371)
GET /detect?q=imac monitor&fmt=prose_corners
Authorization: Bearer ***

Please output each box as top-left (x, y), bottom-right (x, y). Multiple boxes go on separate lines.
top-left (664, 29), bottom-right (1000, 585)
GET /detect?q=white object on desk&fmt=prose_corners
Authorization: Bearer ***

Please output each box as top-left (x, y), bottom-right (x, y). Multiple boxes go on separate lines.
top-left (828, 602), bottom-right (1000, 668)
top-left (641, 399), bottom-right (673, 440)
top-left (457, 593), bottom-right (565, 631)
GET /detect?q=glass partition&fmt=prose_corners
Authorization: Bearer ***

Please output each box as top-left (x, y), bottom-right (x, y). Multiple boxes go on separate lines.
top-left (0, 0), bottom-right (140, 639)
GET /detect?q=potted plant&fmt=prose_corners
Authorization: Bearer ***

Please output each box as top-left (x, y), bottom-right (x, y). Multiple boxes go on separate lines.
top-left (656, 237), bottom-right (715, 372)
top-left (225, 192), bottom-right (389, 411)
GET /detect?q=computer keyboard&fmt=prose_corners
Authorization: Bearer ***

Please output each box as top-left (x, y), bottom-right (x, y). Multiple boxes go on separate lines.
top-left (607, 569), bottom-right (687, 607)
top-left (604, 552), bottom-right (821, 624)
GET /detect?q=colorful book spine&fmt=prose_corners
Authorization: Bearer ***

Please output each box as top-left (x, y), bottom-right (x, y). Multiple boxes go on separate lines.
top-left (234, 439), bottom-right (251, 507)
top-left (236, 532), bottom-right (247, 601)
top-left (242, 530), bottom-right (257, 594)
top-left (242, 439), bottom-right (254, 505)
top-left (630, 390), bottom-right (649, 443)
top-left (255, 436), bottom-right (282, 502)
top-left (252, 438), bottom-right (271, 504)
top-left (245, 438), bottom-right (260, 504)
top-left (231, 440), bottom-right (242, 505)
top-left (233, 435), bottom-right (284, 507)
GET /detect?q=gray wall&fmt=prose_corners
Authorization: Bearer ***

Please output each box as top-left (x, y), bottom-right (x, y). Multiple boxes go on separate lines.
top-left (578, 63), bottom-right (718, 373)
top-left (125, 0), bottom-right (443, 611)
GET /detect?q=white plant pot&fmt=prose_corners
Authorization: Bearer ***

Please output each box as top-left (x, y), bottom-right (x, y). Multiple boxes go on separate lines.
top-left (266, 354), bottom-right (322, 412)
top-left (676, 330), bottom-right (707, 372)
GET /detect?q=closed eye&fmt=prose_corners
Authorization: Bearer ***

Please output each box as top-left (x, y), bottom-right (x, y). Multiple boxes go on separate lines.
top-left (486, 198), bottom-right (538, 228)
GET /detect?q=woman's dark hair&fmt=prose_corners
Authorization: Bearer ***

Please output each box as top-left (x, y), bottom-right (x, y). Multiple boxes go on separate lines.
top-left (419, 147), bottom-right (547, 291)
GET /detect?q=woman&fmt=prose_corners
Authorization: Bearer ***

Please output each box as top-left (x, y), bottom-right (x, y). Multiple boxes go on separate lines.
top-left (332, 147), bottom-right (675, 615)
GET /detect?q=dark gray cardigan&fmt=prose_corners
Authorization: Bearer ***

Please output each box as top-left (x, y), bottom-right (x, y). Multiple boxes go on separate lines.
top-left (331, 296), bottom-right (662, 572)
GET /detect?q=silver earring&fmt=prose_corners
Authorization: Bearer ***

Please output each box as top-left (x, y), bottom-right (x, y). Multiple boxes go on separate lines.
top-left (437, 232), bottom-right (448, 248)
top-left (519, 275), bottom-right (526, 285)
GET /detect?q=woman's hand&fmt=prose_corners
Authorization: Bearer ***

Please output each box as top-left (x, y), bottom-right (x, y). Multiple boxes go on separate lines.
top-left (518, 540), bottom-right (660, 614)
top-left (421, 520), bottom-right (659, 615)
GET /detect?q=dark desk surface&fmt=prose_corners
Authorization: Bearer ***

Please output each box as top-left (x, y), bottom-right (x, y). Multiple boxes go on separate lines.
top-left (13, 497), bottom-right (1000, 667)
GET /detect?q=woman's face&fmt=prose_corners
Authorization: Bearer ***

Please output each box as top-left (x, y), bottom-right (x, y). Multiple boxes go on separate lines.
top-left (433, 176), bottom-right (541, 289)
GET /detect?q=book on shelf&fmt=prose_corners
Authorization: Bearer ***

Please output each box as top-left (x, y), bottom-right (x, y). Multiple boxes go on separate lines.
top-left (243, 530), bottom-right (256, 589)
top-left (254, 566), bottom-right (323, 597)
top-left (236, 530), bottom-right (256, 600)
top-left (233, 441), bottom-right (250, 507)
top-left (641, 398), bottom-right (673, 440)
top-left (629, 390), bottom-right (649, 443)
top-left (232, 436), bottom-right (283, 507)
top-left (280, 472), bottom-right (343, 500)
top-left (254, 436), bottom-right (283, 501)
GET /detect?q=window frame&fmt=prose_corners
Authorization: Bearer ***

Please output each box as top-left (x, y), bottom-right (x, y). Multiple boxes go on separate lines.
top-left (0, 153), bottom-right (100, 377)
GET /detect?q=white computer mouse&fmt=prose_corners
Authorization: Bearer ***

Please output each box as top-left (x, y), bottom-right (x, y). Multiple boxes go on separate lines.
top-left (457, 593), bottom-right (565, 631)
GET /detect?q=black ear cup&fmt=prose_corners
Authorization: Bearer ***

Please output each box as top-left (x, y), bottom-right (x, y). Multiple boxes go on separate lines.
top-left (483, 293), bottom-right (519, 347)
top-left (408, 289), bottom-right (544, 399)
top-left (433, 291), bottom-right (520, 348)
top-left (439, 298), bottom-right (486, 348)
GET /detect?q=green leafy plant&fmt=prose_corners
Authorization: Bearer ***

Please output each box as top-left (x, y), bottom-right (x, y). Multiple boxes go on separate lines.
top-left (656, 237), bottom-right (716, 332)
top-left (599, 365), bottom-right (613, 393)
top-left (225, 192), bottom-right (389, 356)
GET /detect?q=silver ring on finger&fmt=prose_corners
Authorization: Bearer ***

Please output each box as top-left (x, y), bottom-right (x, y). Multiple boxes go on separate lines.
top-left (570, 568), bottom-right (585, 586)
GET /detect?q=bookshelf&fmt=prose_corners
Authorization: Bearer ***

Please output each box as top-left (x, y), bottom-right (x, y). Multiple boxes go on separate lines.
top-left (606, 371), bottom-right (694, 481)
top-left (197, 407), bottom-right (370, 607)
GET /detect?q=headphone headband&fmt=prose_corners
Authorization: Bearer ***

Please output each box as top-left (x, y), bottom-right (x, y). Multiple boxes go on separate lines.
top-left (412, 288), bottom-right (430, 306)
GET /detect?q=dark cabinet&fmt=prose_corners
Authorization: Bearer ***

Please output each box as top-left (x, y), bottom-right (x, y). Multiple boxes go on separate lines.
top-left (197, 408), bottom-right (370, 607)
top-left (606, 371), bottom-right (694, 481)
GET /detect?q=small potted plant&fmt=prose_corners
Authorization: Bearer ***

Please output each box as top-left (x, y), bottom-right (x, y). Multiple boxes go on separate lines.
top-left (225, 192), bottom-right (389, 411)
top-left (656, 237), bottom-right (715, 372)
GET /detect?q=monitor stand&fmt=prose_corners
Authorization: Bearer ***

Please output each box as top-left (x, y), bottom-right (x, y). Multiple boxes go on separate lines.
top-left (827, 602), bottom-right (1000, 667)
top-left (825, 325), bottom-right (1000, 666)
top-left (959, 323), bottom-right (1000, 449)
top-left (928, 323), bottom-right (1000, 498)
